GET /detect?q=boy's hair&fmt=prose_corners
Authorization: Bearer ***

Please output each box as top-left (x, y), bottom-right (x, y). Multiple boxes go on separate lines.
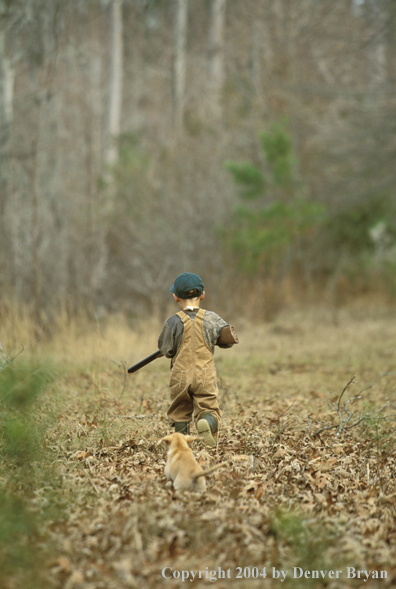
top-left (184, 289), bottom-right (201, 299)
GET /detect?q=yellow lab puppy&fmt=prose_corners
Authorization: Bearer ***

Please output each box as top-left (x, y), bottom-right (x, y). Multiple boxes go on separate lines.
top-left (158, 433), bottom-right (225, 492)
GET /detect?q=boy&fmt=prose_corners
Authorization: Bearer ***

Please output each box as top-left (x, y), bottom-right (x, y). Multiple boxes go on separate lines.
top-left (158, 272), bottom-right (234, 447)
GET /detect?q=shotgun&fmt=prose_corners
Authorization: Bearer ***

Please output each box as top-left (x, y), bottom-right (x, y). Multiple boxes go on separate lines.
top-left (126, 325), bottom-right (238, 375)
top-left (127, 350), bottom-right (163, 374)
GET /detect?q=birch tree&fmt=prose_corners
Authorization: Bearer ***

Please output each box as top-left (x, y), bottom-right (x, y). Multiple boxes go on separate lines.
top-left (104, 0), bottom-right (123, 168)
top-left (0, 33), bottom-right (13, 269)
top-left (172, 0), bottom-right (188, 135)
top-left (207, 0), bottom-right (226, 122)
top-left (365, 0), bottom-right (387, 97)
top-left (0, 31), bottom-right (13, 138)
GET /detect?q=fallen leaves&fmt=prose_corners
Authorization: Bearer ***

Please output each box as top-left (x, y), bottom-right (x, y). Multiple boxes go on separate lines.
top-left (3, 315), bottom-right (396, 589)
top-left (38, 400), bottom-right (396, 588)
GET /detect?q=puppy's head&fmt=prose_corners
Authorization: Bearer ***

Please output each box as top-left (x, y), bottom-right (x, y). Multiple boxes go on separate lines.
top-left (158, 433), bottom-right (197, 449)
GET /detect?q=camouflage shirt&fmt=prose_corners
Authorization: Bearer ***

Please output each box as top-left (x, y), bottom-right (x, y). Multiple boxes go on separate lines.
top-left (158, 307), bottom-right (229, 358)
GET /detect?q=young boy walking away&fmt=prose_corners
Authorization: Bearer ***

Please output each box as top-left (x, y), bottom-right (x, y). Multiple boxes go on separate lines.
top-left (158, 272), bottom-right (235, 447)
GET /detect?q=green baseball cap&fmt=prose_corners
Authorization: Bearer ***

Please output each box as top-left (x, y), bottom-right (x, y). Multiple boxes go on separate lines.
top-left (170, 272), bottom-right (204, 298)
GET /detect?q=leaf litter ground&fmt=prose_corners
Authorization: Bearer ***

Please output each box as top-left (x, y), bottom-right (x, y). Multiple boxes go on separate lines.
top-left (5, 307), bottom-right (396, 588)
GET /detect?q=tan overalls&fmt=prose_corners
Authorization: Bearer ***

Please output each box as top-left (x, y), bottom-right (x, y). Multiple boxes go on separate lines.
top-left (167, 308), bottom-right (221, 425)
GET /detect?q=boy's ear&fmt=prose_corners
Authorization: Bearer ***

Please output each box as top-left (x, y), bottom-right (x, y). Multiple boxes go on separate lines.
top-left (173, 293), bottom-right (180, 303)
top-left (200, 291), bottom-right (205, 301)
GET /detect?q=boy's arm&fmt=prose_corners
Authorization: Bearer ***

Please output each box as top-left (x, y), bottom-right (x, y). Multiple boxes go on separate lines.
top-left (203, 311), bottom-right (238, 351)
top-left (158, 321), bottom-right (174, 358)
top-left (158, 316), bottom-right (182, 358)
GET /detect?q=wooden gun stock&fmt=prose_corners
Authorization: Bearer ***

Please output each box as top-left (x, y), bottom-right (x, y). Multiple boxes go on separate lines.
top-left (127, 350), bottom-right (163, 374)
top-left (216, 325), bottom-right (239, 348)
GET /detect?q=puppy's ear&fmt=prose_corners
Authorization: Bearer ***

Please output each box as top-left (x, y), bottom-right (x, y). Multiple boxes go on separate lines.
top-left (158, 435), bottom-right (172, 446)
top-left (184, 435), bottom-right (198, 445)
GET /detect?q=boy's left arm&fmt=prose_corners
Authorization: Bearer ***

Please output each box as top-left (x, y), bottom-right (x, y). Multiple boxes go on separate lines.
top-left (204, 311), bottom-right (238, 350)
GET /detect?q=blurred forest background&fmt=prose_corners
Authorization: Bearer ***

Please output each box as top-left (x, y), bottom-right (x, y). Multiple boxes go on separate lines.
top-left (1, 0), bottom-right (396, 325)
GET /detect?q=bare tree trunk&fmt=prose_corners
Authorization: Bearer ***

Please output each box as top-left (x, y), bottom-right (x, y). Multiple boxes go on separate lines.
top-left (365, 0), bottom-right (387, 98)
top-left (0, 34), bottom-right (14, 132)
top-left (172, 0), bottom-right (188, 135)
top-left (104, 0), bottom-right (123, 169)
top-left (0, 28), bottom-right (14, 294)
top-left (30, 95), bottom-right (43, 315)
top-left (207, 0), bottom-right (226, 122)
top-left (249, 17), bottom-right (261, 94)
top-left (0, 29), bottom-right (14, 215)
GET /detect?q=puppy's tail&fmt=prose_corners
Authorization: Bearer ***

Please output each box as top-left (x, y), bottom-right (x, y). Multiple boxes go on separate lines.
top-left (191, 462), bottom-right (227, 480)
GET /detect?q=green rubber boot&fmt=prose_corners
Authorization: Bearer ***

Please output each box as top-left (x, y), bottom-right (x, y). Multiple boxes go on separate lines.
top-left (196, 413), bottom-right (218, 447)
top-left (174, 422), bottom-right (190, 435)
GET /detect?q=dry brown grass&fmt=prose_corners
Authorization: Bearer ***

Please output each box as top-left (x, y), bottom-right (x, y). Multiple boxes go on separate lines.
top-left (0, 299), bottom-right (161, 369)
top-left (1, 303), bottom-right (396, 588)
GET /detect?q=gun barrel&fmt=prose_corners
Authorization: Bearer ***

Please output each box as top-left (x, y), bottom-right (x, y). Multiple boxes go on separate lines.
top-left (127, 350), bottom-right (163, 374)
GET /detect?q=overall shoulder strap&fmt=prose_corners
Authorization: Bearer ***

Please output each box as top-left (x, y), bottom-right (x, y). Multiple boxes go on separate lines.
top-left (176, 310), bottom-right (190, 323)
top-left (195, 308), bottom-right (206, 323)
